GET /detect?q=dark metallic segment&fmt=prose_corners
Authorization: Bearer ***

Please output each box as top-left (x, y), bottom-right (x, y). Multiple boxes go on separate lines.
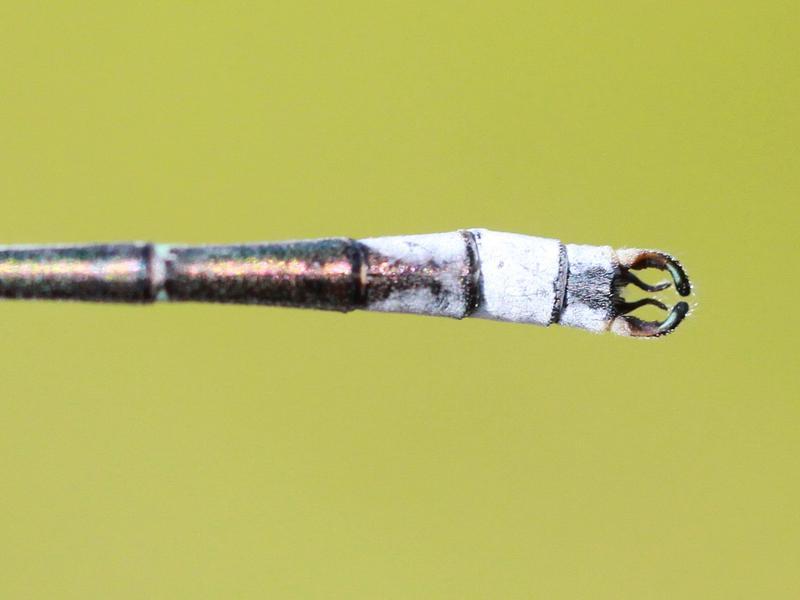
top-left (165, 238), bottom-right (365, 311)
top-left (0, 243), bottom-right (153, 302)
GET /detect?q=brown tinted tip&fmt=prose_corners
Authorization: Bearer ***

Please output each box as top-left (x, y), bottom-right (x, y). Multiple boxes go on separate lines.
top-left (612, 248), bottom-right (693, 338)
top-left (614, 301), bottom-right (690, 337)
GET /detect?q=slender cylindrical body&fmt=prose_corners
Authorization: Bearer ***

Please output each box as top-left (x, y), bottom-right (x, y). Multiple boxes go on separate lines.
top-left (0, 244), bottom-right (155, 302)
top-left (0, 229), bottom-right (691, 337)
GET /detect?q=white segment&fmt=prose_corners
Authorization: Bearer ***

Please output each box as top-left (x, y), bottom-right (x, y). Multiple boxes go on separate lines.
top-left (557, 243), bottom-right (616, 333)
top-left (360, 232), bottom-right (469, 318)
top-left (469, 229), bottom-right (562, 325)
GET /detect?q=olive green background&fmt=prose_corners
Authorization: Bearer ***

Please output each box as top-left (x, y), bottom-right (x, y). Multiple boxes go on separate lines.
top-left (1, 2), bottom-right (797, 598)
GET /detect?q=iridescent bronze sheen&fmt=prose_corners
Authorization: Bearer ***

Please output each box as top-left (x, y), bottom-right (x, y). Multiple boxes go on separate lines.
top-left (0, 244), bottom-right (153, 302)
top-left (165, 239), bottom-right (366, 311)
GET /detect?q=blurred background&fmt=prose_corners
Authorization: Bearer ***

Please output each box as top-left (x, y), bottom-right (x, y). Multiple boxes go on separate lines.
top-left (1, 2), bottom-right (797, 598)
